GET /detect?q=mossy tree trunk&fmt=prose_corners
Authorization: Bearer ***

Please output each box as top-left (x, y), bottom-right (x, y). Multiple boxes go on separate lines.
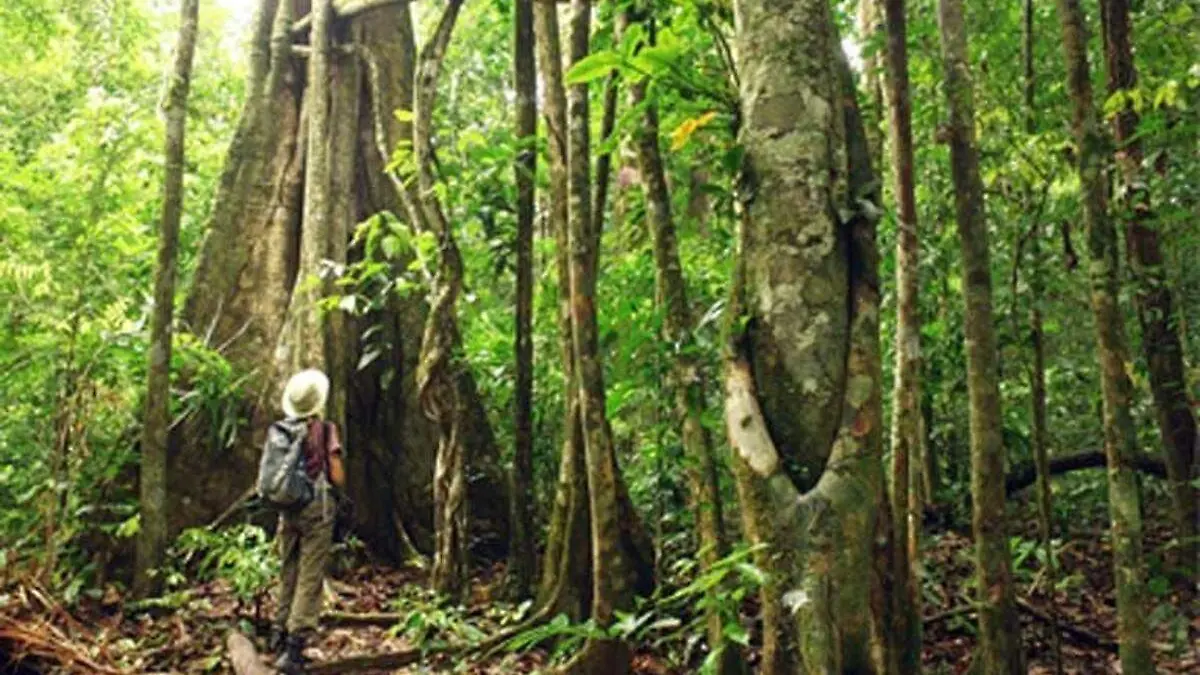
top-left (935, 0), bottom-right (1025, 672)
top-left (727, 1), bottom-right (888, 671)
top-left (135, 0), bottom-right (199, 599)
top-left (627, 21), bottom-right (745, 673)
top-left (1101, 0), bottom-right (1197, 574)
top-left (508, 0), bottom-right (538, 602)
top-left (881, 1), bottom-right (921, 671)
top-left (1053, 0), bottom-right (1155, 671)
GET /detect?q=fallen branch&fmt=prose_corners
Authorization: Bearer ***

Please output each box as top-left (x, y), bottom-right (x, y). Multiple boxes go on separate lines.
top-left (305, 648), bottom-right (430, 673)
top-left (924, 598), bottom-right (1118, 653)
top-left (1005, 450), bottom-right (1166, 496)
top-left (320, 611), bottom-right (404, 628)
top-left (1014, 597), bottom-right (1116, 653)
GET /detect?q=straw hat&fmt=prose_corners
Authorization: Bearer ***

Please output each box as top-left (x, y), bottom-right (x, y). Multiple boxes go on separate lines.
top-left (281, 369), bottom-right (330, 419)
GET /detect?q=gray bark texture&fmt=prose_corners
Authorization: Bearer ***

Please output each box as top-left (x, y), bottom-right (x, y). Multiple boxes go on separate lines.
top-left (1054, 0), bottom-right (1155, 670)
top-left (135, 0), bottom-right (200, 598)
top-left (727, 1), bottom-right (888, 671)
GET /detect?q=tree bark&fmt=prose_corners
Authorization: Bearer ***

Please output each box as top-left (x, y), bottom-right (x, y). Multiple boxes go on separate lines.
top-left (134, 0), bottom-right (199, 599)
top-left (173, 0), bottom-right (508, 563)
top-left (881, 1), bottom-right (921, 671)
top-left (1053, 0), bottom-right (1155, 671)
top-left (402, 0), bottom-right (471, 600)
top-left (276, 0), bottom-right (334, 378)
top-left (534, 0), bottom-right (592, 622)
top-left (935, 0), bottom-right (1025, 672)
top-left (1022, 0), bottom-right (1062, 669)
top-left (508, 0), bottom-right (538, 602)
top-left (560, 2), bottom-right (637, 672)
top-left (1102, 0), bottom-right (1197, 571)
top-left (728, 1), bottom-right (887, 671)
top-left (628, 30), bottom-right (745, 674)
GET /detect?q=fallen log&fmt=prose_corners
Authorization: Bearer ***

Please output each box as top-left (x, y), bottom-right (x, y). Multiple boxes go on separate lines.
top-left (306, 649), bottom-right (428, 674)
top-left (227, 632), bottom-right (272, 675)
top-left (1005, 450), bottom-right (1166, 497)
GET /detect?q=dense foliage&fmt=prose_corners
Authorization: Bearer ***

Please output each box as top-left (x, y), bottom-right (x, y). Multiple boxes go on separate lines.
top-left (0, 0), bottom-right (1195, 671)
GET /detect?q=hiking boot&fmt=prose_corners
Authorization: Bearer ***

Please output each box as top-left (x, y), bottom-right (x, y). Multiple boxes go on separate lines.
top-left (273, 634), bottom-right (308, 674)
top-left (267, 625), bottom-right (288, 656)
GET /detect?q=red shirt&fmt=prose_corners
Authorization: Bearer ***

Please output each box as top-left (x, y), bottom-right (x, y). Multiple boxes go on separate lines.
top-left (303, 419), bottom-right (343, 481)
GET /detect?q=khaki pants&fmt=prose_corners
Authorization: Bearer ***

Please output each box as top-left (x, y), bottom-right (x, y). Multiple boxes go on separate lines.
top-left (275, 496), bottom-right (333, 634)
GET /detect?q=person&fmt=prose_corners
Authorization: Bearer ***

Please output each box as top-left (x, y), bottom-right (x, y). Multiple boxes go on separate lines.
top-left (269, 369), bottom-right (345, 673)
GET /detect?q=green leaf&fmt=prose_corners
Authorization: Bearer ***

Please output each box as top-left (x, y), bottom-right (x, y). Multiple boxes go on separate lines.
top-left (565, 50), bottom-right (623, 85)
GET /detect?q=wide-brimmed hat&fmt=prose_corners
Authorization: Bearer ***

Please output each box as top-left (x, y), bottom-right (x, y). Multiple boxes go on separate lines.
top-left (281, 369), bottom-right (329, 419)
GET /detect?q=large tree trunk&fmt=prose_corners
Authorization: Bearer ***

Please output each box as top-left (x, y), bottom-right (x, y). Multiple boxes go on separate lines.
top-left (935, 0), bottom-right (1025, 672)
top-left (1023, 0), bottom-right (1063, 668)
top-left (1054, 0), bottom-right (1155, 671)
top-left (727, 1), bottom-right (887, 671)
top-left (135, 0), bottom-right (199, 598)
top-left (508, 0), bottom-right (538, 601)
top-left (881, 1), bottom-right (921, 671)
top-left (627, 25), bottom-right (745, 674)
top-left (1102, 0), bottom-right (1197, 572)
top-left (171, 0), bottom-right (507, 563)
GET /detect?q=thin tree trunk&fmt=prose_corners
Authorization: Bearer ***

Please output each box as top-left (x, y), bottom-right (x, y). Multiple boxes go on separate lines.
top-left (1102, 0), bottom-right (1198, 572)
top-left (535, 0), bottom-right (592, 621)
top-left (857, 0), bottom-right (886, 165)
top-left (405, 0), bottom-right (471, 600)
top-left (728, 1), bottom-right (886, 671)
top-left (881, 0), bottom-right (921, 670)
top-left (134, 0), bottom-right (199, 598)
top-left (1054, 0), bottom-right (1155, 670)
top-left (628, 34), bottom-right (745, 674)
top-left (1022, 0), bottom-right (1063, 669)
top-left (508, 0), bottom-right (538, 601)
top-left (935, 1), bottom-right (1025, 672)
top-left (561, 2), bottom-right (637, 671)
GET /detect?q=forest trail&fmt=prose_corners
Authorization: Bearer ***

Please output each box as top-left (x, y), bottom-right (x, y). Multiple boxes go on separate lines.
top-left (2, 500), bottom-right (1195, 674)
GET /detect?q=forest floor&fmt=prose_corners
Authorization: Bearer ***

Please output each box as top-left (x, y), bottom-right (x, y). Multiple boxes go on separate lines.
top-left (1, 500), bottom-right (1196, 674)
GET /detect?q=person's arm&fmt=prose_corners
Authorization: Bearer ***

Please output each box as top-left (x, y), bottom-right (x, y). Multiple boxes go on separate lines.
top-left (327, 423), bottom-right (346, 488)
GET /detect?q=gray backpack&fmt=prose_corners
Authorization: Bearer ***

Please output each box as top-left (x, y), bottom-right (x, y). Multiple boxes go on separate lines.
top-left (256, 418), bottom-right (314, 510)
